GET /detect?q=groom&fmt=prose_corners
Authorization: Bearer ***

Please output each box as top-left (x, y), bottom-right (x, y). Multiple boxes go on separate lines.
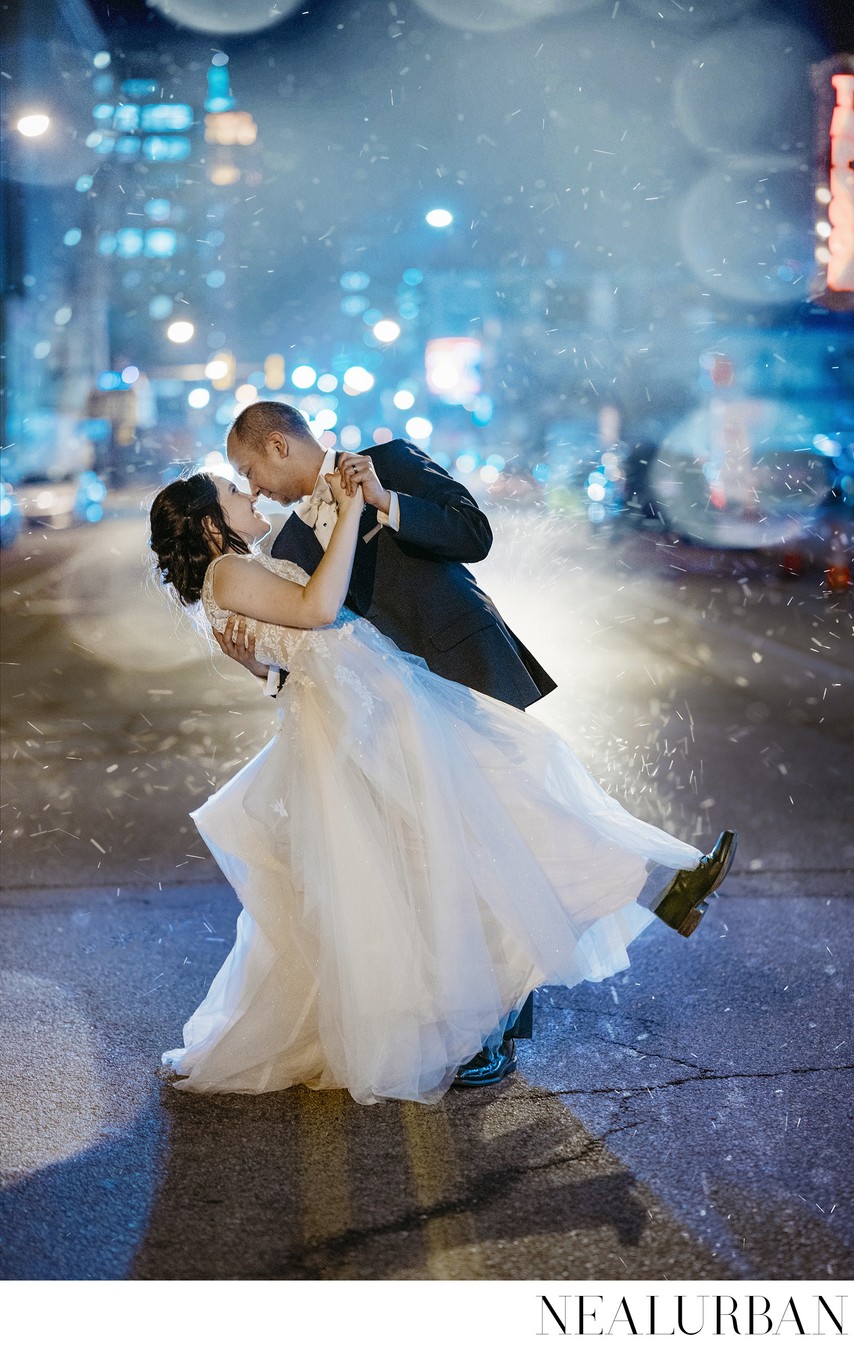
top-left (221, 399), bottom-right (557, 1087)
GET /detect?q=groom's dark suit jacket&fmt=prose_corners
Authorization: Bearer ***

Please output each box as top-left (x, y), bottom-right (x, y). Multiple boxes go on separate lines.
top-left (270, 438), bottom-right (556, 710)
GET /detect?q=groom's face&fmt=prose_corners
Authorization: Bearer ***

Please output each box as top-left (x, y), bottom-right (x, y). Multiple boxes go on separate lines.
top-left (227, 430), bottom-right (306, 507)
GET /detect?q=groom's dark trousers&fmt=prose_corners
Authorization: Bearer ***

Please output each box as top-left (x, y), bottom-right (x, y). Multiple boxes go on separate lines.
top-left (271, 438), bottom-right (557, 1038)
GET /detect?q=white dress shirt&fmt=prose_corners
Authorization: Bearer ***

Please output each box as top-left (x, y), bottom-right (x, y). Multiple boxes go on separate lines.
top-left (293, 448), bottom-right (399, 549)
top-left (265, 448), bottom-right (399, 694)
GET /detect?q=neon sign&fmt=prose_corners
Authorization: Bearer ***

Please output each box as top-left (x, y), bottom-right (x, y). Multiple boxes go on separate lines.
top-left (828, 74), bottom-right (854, 292)
top-left (812, 56), bottom-right (854, 310)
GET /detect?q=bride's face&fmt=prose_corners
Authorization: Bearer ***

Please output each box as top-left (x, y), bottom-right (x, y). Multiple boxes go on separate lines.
top-left (216, 477), bottom-right (270, 546)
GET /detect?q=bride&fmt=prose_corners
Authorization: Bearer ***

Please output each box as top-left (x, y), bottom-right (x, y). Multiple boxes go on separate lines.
top-left (148, 468), bottom-right (736, 1106)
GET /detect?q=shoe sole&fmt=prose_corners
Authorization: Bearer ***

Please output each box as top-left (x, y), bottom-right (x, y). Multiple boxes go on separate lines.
top-left (662, 831), bottom-right (738, 938)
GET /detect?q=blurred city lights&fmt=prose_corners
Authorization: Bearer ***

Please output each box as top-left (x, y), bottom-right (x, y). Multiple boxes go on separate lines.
top-left (63, 229), bottom-right (82, 247)
top-left (425, 337), bottom-right (482, 403)
top-left (115, 228), bottom-right (144, 258)
top-left (317, 374), bottom-right (338, 392)
top-left (205, 358), bottom-right (229, 380)
top-left (339, 425), bottom-right (362, 450)
top-left (17, 114), bottom-right (51, 138)
top-left (313, 408), bottom-right (337, 431)
top-left (264, 353), bottom-right (285, 390)
top-left (205, 110), bottom-right (257, 146)
top-left (144, 198), bottom-right (171, 222)
top-left (430, 365), bottom-right (460, 391)
top-left (145, 229), bottom-right (178, 258)
top-left (393, 389), bottom-right (416, 411)
top-left (373, 319), bottom-right (401, 343)
top-left (425, 208), bottom-right (453, 228)
top-left (234, 383), bottom-right (257, 404)
top-left (166, 320), bottom-right (195, 343)
top-left (291, 365), bottom-right (317, 389)
top-left (406, 416), bottom-right (433, 441)
top-left (120, 365), bottom-right (140, 384)
top-left (209, 162), bottom-right (240, 186)
top-left (149, 0), bottom-right (299, 35)
top-left (343, 366), bottom-right (375, 394)
top-left (93, 52), bottom-right (111, 69)
top-left (54, 307), bottom-right (72, 325)
top-left (340, 271), bottom-right (370, 291)
top-left (480, 465), bottom-right (500, 485)
top-left (188, 388), bottom-right (210, 409)
top-left (455, 453), bottom-right (476, 474)
top-left (402, 268), bottom-right (423, 286)
top-left (149, 295), bottom-right (173, 319)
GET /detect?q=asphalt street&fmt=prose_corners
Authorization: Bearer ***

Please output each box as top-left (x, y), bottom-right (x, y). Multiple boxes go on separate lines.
top-left (1, 496), bottom-right (852, 1281)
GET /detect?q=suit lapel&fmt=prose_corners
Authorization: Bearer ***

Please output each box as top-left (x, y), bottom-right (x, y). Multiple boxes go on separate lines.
top-left (271, 510), bottom-right (325, 574)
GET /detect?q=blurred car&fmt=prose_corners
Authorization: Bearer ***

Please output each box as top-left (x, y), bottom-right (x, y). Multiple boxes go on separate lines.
top-left (646, 400), bottom-right (852, 551)
top-left (15, 470), bottom-right (107, 529)
top-left (0, 480), bottom-right (23, 549)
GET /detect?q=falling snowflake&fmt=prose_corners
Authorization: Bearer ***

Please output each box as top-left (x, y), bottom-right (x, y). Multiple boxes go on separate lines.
top-left (272, 798), bottom-right (288, 818)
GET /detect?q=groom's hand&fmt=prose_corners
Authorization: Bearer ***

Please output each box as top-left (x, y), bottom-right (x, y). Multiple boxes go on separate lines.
top-left (212, 616), bottom-right (268, 680)
top-left (337, 453), bottom-right (391, 515)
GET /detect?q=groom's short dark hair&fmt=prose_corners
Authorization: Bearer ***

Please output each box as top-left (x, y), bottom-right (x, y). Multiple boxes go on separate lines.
top-left (230, 399), bottom-right (312, 448)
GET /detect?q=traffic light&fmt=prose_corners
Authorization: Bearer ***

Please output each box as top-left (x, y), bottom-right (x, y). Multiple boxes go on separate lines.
top-left (264, 353), bottom-right (285, 390)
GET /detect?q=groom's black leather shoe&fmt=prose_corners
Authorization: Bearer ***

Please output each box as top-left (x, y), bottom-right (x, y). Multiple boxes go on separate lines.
top-left (452, 1035), bottom-right (517, 1088)
top-left (653, 830), bottom-right (738, 937)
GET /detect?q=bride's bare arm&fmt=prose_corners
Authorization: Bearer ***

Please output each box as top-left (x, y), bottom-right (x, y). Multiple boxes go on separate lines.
top-left (212, 479), bottom-right (363, 629)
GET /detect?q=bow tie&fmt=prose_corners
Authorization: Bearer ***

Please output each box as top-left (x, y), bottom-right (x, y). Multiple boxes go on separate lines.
top-left (299, 476), bottom-right (336, 529)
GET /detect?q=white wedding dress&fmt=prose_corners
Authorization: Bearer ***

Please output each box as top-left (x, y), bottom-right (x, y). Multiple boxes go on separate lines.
top-left (162, 554), bottom-right (703, 1105)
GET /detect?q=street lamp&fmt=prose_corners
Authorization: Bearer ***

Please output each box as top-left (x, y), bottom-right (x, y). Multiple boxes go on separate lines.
top-left (16, 114), bottom-right (51, 138)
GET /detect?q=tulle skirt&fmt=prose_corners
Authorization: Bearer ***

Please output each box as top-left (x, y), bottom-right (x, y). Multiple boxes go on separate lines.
top-left (162, 618), bottom-right (702, 1104)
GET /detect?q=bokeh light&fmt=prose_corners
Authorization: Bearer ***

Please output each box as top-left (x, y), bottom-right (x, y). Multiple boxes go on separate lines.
top-left (406, 416), bottom-right (433, 441)
top-left (373, 319), bottom-right (401, 343)
top-left (149, 0), bottom-right (300, 35)
top-left (673, 23), bottom-right (823, 157)
top-left (339, 425), bottom-right (362, 450)
top-left (678, 166), bottom-right (813, 304)
top-left (343, 366), bottom-right (375, 395)
top-left (17, 114), bottom-right (50, 137)
top-left (292, 365), bottom-right (317, 389)
top-left (166, 320), bottom-right (194, 343)
top-left (425, 208), bottom-right (453, 228)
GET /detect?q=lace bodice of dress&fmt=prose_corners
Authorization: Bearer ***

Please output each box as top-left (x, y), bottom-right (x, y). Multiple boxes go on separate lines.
top-left (201, 552), bottom-right (357, 670)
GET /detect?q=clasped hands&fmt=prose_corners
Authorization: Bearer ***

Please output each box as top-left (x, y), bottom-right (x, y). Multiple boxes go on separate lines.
top-left (212, 463), bottom-right (377, 678)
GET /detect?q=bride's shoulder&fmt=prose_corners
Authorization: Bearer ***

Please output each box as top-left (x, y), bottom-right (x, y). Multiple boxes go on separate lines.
top-left (208, 552), bottom-right (264, 602)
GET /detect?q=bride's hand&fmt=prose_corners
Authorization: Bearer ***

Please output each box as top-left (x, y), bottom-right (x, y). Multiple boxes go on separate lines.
top-left (325, 470), bottom-right (363, 512)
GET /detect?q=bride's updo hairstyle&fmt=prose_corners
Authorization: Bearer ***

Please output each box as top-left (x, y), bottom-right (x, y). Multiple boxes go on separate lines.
top-left (149, 472), bottom-right (250, 607)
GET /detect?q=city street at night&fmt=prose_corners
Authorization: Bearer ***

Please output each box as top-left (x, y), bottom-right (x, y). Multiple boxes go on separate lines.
top-left (1, 502), bottom-right (851, 1281)
top-left (2, 0), bottom-right (853, 1317)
